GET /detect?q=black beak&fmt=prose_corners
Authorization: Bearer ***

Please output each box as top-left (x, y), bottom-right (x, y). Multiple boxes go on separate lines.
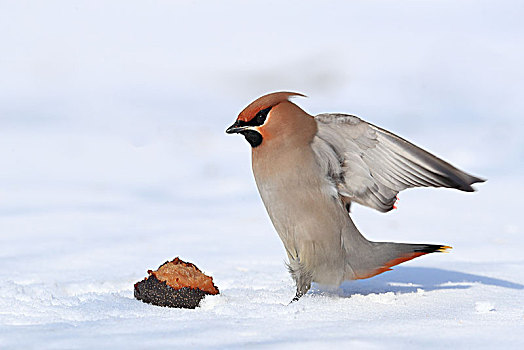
top-left (226, 121), bottom-right (248, 134)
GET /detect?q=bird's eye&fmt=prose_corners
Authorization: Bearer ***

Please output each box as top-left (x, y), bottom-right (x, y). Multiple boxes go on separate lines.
top-left (256, 114), bottom-right (265, 125)
top-left (237, 106), bottom-right (272, 128)
top-left (254, 107), bottom-right (272, 126)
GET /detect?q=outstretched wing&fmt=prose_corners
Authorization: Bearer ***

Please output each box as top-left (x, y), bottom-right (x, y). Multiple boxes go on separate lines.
top-left (311, 113), bottom-right (485, 212)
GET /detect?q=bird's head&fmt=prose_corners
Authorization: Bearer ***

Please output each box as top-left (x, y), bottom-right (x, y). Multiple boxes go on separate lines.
top-left (226, 91), bottom-right (308, 148)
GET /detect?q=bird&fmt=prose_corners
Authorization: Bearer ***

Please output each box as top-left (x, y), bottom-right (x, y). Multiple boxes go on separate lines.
top-left (226, 91), bottom-right (484, 301)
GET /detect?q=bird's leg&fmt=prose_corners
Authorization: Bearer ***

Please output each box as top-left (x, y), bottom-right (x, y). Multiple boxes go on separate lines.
top-left (289, 280), bottom-right (311, 303)
top-left (290, 291), bottom-right (303, 304)
top-left (289, 289), bottom-right (304, 304)
top-left (289, 271), bottom-right (312, 303)
top-left (287, 258), bottom-right (312, 303)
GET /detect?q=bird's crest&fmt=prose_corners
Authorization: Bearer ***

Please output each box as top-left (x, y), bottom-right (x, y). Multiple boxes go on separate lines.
top-left (237, 91), bottom-right (306, 122)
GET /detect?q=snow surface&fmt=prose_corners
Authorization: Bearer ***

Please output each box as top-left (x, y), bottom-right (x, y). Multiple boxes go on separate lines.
top-left (1, 0), bottom-right (523, 349)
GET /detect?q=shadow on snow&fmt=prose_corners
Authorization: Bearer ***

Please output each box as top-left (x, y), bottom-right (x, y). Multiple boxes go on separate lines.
top-left (311, 266), bottom-right (524, 297)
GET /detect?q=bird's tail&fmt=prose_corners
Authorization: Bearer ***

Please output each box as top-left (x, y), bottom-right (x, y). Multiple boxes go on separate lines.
top-left (342, 219), bottom-right (451, 280)
top-left (351, 242), bottom-right (451, 280)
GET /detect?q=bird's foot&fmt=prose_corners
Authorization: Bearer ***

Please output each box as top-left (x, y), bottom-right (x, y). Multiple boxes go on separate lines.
top-left (288, 290), bottom-right (304, 304)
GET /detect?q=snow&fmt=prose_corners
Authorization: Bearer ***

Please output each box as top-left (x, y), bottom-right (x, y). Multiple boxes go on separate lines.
top-left (1, 0), bottom-right (523, 348)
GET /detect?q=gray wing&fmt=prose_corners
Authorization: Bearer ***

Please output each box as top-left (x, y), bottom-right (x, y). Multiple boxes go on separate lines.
top-left (312, 113), bottom-right (485, 212)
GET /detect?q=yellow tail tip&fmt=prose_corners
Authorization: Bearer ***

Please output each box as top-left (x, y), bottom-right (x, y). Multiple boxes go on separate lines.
top-left (438, 245), bottom-right (453, 253)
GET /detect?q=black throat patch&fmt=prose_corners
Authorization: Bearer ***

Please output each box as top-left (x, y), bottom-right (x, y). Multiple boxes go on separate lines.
top-left (241, 130), bottom-right (263, 148)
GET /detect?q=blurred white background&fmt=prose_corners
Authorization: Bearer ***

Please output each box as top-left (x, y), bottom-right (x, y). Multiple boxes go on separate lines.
top-left (0, 1), bottom-right (522, 348)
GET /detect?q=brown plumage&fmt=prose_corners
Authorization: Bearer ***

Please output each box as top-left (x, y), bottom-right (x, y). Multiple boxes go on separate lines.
top-left (226, 92), bottom-right (484, 301)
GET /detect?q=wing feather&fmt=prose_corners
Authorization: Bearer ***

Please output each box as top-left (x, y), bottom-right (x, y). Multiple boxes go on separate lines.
top-left (312, 113), bottom-right (485, 212)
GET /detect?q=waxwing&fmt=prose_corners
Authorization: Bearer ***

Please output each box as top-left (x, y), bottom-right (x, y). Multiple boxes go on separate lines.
top-left (226, 92), bottom-right (484, 301)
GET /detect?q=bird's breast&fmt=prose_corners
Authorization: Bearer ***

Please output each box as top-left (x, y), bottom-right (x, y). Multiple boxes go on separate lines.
top-left (251, 144), bottom-right (350, 286)
top-left (252, 144), bottom-right (344, 245)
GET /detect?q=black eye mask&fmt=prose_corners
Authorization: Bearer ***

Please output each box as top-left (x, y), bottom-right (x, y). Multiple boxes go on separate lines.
top-left (237, 106), bottom-right (272, 128)
top-left (227, 106), bottom-right (271, 147)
